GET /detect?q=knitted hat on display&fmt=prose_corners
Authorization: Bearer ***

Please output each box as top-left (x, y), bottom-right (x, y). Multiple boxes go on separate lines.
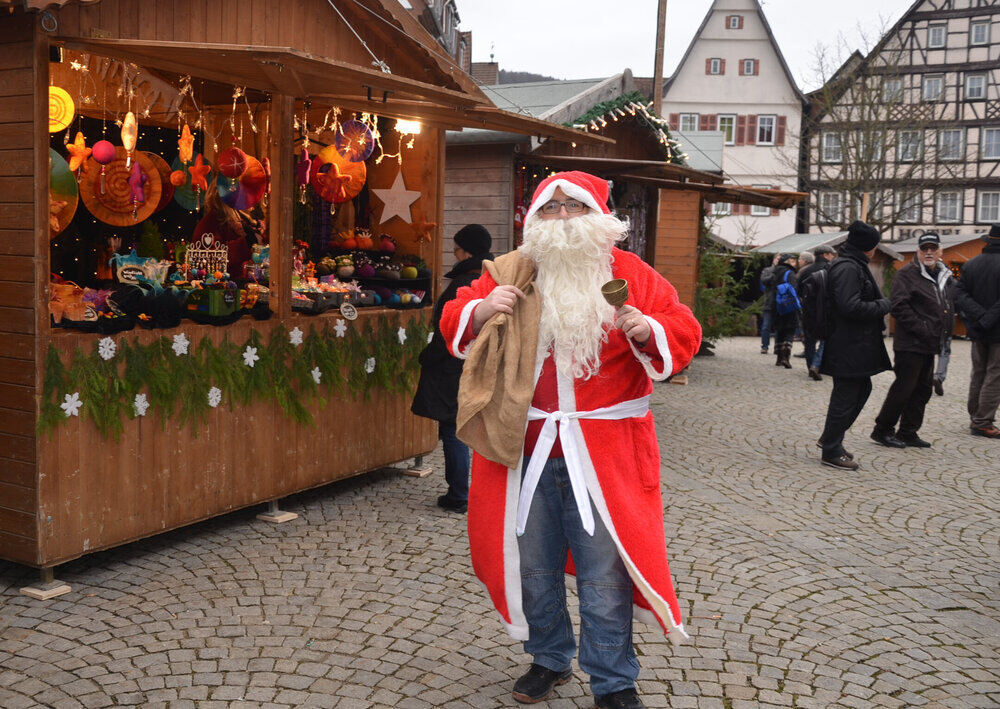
top-left (453, 223), bottom-right (492, 256)
top-left (525, 170), bottom-right (611, 223)
top-left (846, 220), bottom-right (881, 251)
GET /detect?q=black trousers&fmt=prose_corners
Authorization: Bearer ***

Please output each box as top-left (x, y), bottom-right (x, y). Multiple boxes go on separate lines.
top-left (874, 351), bottom-right (934, 437)
top-left (820, 376), bottom-right (873, 458)
top-left (774, 312), bottom-right (797, 345)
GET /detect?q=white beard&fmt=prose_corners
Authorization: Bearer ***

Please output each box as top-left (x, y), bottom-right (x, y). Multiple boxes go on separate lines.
top-left (520, 212), bottom-right (629, 380)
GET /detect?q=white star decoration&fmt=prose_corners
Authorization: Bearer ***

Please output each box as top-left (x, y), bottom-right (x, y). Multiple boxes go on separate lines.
top-left (311, 366), bottom-right (322, 384)
top-left (397, 327), bottom-right (407, 345)
top-left (97, 337), bottom-right (116, 361)
top-left (364, 357), bottom-right (376, 374)
top-left (60, 392), bottom-right (82, 417)
top-left (371, 171), bottom-right (420, 225)
top-left (334, 319), bottom-right (347, 338)
top-left (133, 393), bottom-right (149, 417)
top-left (172, 333), bottom-right (190, 356)
top-left (208, 387), bottom-right (222, 408)
top-left (243, 346), bottom-right (259, 368)
top-left (289, 327), bottom-right (304, 347)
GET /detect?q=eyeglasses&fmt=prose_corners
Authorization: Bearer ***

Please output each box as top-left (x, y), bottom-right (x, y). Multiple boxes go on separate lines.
top-left (918, 244), bottom-right (940, 252)
top-left (540, 199), bottom-right (586, 215)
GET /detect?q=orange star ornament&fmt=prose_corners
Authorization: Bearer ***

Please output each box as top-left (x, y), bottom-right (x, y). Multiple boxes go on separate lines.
top-left (411, 216), bottom-right (437, 243)
top-left (66, 131), bottom-right (92, 172)
top-left (178, 124), bottom-right (194, 164)
top-left (188, 154), bottom-right (212, 191)
top-left (316, 164), bottom-right (352, 201)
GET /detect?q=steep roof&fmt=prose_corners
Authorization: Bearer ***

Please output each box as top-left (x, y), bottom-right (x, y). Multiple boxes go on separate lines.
top-left (481, 79), bottom-right (607, 118)
top-left (664, 0), bottom-right (804, 103)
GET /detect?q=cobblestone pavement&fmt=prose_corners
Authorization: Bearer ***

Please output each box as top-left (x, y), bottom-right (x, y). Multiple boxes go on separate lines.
top-left (1, 337), bottom-right (998, 708)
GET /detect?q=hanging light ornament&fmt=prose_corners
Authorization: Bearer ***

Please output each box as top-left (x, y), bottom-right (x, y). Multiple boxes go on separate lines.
top-left (121, 111), bottom-right (138, 168)
top-left (91, 139), bottom-right (116, 194)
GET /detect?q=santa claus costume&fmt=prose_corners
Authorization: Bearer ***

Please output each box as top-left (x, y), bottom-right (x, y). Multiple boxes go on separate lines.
top-left (439, 171), bottom-right (701, 703)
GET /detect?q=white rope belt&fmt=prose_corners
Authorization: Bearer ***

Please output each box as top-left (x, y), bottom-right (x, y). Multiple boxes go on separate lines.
top-left (517, 395), bottom-right (651, 537)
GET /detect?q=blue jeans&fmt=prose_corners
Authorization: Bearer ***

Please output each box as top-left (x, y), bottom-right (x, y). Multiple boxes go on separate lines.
top-left (760, 310), bottom-right (775, 349)
top-left (517, 457), bottom-right (638, 696)
top-left (439, 421), bottom-right (469, 503)
top-left (812, 341), bottom-right (825, 369)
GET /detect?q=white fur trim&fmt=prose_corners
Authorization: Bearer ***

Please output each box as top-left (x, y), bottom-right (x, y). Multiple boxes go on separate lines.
top-left (626, 315), bottom-right (672, 381)
top-left (502, 459), bottom-right (527, 635)
top-left (451, 298), bottom-right (483, 359)
top-left (525, 178), bottom-right (605, 223)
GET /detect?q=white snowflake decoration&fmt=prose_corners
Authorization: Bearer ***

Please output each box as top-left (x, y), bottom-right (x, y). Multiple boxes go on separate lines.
top-left (242, 346), bottom-right (260, 368)
top-left (133, 393), bottom-right (149, 417)
top-left (397, 327), bottom-right (407, 345)
top-left (311, 366), bottom-right (322, 384)
top-left (289, 326), bottom-right (304, 347)
top-left (208, 386), bottom-right (222, 408)
top-left (97, 337), bottom-right (116, 361)
top-left (334, 319), bottom-right (347, 338)
top-left (60, 392), bottom-right (82, 417)
top-left (172, 333), bottom-right (190, 356)
top-left (427, 332), bottom-right (434, 344)
top-left (364, 357), bottom-right (376, 374)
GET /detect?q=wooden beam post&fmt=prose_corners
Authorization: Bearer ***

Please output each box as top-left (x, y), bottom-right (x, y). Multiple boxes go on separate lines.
top-left (652, 0), bottom-right (668, 116)
top-left (861, 192), bottom-right (870, 222)
top-left (268, 95), bottom-right (294, 320)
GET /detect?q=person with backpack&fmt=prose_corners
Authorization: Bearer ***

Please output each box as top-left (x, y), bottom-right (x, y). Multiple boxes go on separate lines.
top-left (818, 221), bottom-right (892, 470)
top-left (798, 245), bottom-right (836, 380)
top-left (762, 253), bottom-right (800, 368)
top-left (759, 254), bottom-right (780, 354)
top-left (870, 233), bottom-right (955, 448)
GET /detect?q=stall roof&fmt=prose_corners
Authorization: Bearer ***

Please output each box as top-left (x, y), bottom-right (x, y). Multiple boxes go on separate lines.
top-left (891, 232), bottom-right (987, 253)
top-left (751, 232), bottom-right (903, 260)
top-left (482, 79), bottom-right (607, 117)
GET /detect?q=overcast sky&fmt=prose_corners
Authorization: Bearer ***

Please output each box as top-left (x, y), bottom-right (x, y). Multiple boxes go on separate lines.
top-left (456, 0), bottom-right (916, 91)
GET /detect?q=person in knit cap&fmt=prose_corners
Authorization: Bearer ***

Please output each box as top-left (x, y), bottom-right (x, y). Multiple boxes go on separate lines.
top-left (817, 220), bottom-right (892, 469)
top-left (412, 224), bottom-right (494, 513)
top-left (439, 171), bottom-right (702, 708)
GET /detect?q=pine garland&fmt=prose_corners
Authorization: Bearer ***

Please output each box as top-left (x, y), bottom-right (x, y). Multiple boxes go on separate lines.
top-left (566, 91), bottom-right (686, 165)
top-left (38, 314), bottom-right (432, 440)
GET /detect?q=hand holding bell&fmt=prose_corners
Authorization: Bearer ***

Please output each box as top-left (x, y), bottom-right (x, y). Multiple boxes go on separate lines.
top-left (603, 279), bottom-right (651, 345)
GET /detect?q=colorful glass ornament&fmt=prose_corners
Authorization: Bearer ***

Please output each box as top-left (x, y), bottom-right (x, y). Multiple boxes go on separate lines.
top-left (335, 119), bottom-right (375, 162)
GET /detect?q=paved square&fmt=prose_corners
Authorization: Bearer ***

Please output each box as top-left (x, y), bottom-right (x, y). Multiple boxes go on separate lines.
top-left (0, 337), bottom-right (997, 707)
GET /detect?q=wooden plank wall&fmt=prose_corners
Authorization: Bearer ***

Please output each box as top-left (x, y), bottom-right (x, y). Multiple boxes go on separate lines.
top-left (653, 189), bottom-right (701, 310)
top-left (443, 143), bottom-right (513, 270)
top-left (0, 13), bottom-right (38, 566)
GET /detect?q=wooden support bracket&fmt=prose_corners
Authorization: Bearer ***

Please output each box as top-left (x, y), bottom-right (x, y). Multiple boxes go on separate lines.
top-left (256, 500), bottom-right (299, 524)
top-left (20, 567), bottom-right (71, 600)
top-left (402, 455), bottom-right (433, 478)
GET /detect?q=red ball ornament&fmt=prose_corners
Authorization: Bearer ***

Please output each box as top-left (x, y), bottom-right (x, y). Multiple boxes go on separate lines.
top-left (92, 140), bottom-right (116, 165)
top-left (217, 147), bottom-right (248, 179)
top-left (169, 170), bottom-right (187, 187)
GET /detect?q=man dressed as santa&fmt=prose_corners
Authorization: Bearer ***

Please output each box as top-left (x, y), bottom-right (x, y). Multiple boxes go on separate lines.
top-left (440, 171), bottom-right (701, 708)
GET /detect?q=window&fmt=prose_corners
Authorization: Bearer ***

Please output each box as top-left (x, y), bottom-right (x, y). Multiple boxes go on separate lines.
top-left (935, 191), bottom-right (962, 223)
top-left (709, 58), bottom-right (723, 75)
top-left (741, 58), bottom-right (758, 76)
top-left (971, 20), bottom-right (990, 46)
top-left (679, 113), bottom-right (699, 132)
top-left (727, 15), bottom-right (743, 30)
top-left (898, 191), bottom-right (922, 224)
top-left (928, 23), bottom-right (947, 48)
top-left (822, 133), bottom-right (842, 163)
top-left (978, 191), bottom-right (1000, 222)
top-left (983, 127), bottom-right (1000, 159)
top-left (712, 202), bottom-right (731, 216)
top-left (751, 186), bottom-right (771, 216)
top-left (922, 74), bottom-right (944, 101)
top-left (819, 192), bottom-right (843, 224)
top-left (859, 131), bottom-right (884, 161)
top-left (897, 130), bottom-right (923, 162)
top-left (882, 78), bottom-right (903, 103)
top-left (966, 73), bottom-right (986, 100)
top-left (756, 115), bottom-right (776, 145)
top-left (937, 129), bottom-right (964, 161)
top-left (718, 114), bottom-right (736, 145)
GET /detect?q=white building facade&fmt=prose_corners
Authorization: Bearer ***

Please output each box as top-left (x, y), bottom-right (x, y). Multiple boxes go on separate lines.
top-left (804, 0), bottom-right (1000, 242)
top-left (663, 0), bottom-right (804, 247)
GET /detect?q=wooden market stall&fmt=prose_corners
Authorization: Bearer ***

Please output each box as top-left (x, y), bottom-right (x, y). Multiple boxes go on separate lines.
top-left (0, 0), bottom-right (600, 593)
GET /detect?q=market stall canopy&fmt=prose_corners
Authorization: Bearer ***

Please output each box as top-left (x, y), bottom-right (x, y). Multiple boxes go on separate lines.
top-left (519, 154), bottom-right (805, 210)
top-left (751, 232), bottom-right (903, 261)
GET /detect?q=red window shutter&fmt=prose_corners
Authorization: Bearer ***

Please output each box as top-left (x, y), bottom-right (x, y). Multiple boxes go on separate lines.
top-left (720, 59), bottom-right (726, 75)
top-left (725, 15), bottom-right (731, 28)
top-left (747, 115), bottom-right (758, 145)
top-left (707, 114), bottom-right (718, 130)
top-left (669, 113), bottom-right (679, 130)
top-left (739, 15), bottom-right (744, 29)
top-left (738, 59), bottom-right (746, 76)
top-left (706, 58), bottom-right (712, 74)
top-left (776, 116), bottom-right (787, 146)
top-left (698, 114), bottom-right (708, 131)
top-left (754, 59), bottom-right (760, 75)
top-left (736, 114), bottom-right (747, 145)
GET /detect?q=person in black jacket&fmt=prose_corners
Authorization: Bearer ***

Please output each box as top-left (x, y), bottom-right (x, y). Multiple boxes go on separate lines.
top-left (953, 223), bottom-right (1000, 439)
top-left (759, 254), bottom-right (780, 354)
top-left (818, 221), bottom-right (892, 470)
top-left (761, 253), bottom-right (799, 368)
top-left (797, 245), bottom-right (836, 380)
top-left (870, 233), bottom-right (954, 448)
top-left (411, 224), bottom-right (494, 512)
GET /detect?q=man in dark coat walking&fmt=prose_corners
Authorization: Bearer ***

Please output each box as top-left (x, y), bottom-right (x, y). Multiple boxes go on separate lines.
top-left (761, 253), bottom-right (799, 368)
top-left (798, 245), bottom-right (836, 380)
top-left (412, 224), bottom-right (494, 511)
top-left (953, 223), bottom-right (1000, 439)
top-left (818, 221), bottom-right (892, 470)
top-left (870, 233), bottom-right (954, 448)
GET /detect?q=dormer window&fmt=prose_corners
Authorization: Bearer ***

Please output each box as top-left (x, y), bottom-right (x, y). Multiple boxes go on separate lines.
top-left (726, 15), bottom-right (743, 30)
top-left (928, 23), bottom-right (947, 48)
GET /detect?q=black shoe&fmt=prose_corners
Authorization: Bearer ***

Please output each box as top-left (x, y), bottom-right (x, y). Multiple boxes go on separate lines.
top-left (595, 688), bottom-right (645, 708)
top-left (436, 495), bottom-right (468, 513)
top-left (897, 434), bottom-right (931, 448)
top-left (512, 664), bottom-right (572, 704)
top-left (933, 378), bottom-right (944, 396)
top-left (808, 367), bottom-right (822, 381)
top-left (816, 439), bottom-right (853, 460)
top-left (870, 431), bottom-right (906, 448)
top-left (760, 346), bottom-right (769, 354)
top-left (821, 454), bottom-right (859, 470)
